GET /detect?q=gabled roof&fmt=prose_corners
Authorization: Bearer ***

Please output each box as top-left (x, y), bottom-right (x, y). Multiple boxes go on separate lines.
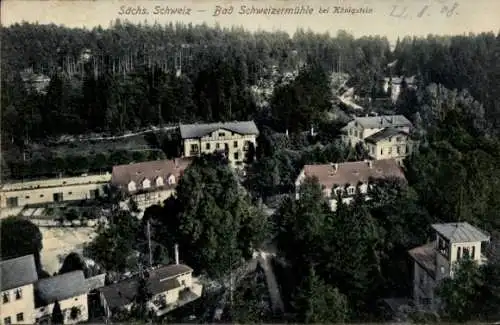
top-left (365, 128), bottom-right (410, 144)
top-left (352, 115), bottom-right (412, 129)
top-left (299, 159), bottom-right (406, 189)
top-left (111, 158), bottom-right (192, 192)
top-left (0, 255), bottom-right (38, 291)
top-left (179, 121), bottom-right (259, 139)
top-left (35, 270), bottom-right (88, 305)
top-left (99, 264), bottom-right (192, 310)
top-left (432, 222), bottom-right (490, 243)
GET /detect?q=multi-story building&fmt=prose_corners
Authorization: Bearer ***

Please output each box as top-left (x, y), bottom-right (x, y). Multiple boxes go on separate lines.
top-left (111, 158), bottom-right (192, 209)
top-left (0, 255), bottom-right (38, 325)
top-left (0, 256), bottom-right (92, 325)
top-left (34, 271), bottom-right (89, 324)
top-left (408, 222), bottom-right (490, 311)
top-left (340, 115), bottom-right (415, 165)
top-left (295, 159), bottom-right (406, 211)
top-left (179, 121), bottom-right (259, 168)
top-left (0, 174), bottom-right (111, 216)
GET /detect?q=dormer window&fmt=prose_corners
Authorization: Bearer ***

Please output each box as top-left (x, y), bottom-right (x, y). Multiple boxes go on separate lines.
top-left (3, 292), bottom-right (9, 303)
top-left (218, 132), bottom-right (225, 137)
top-left (128, 181), bottom-right (136, 192)
top-left (156, 176), bottom-right (164, 187)
top-left (15, 289), bottom-right (22, 300)
top-left (347, 186), bottom-right (355, 195)
top-left (168, 175), bottom-right (176, 185)
top-left (142, 178), bottom-right (151, 189)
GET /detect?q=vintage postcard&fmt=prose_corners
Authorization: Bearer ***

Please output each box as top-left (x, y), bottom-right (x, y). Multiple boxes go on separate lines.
top-left (1, 0), bottom-right (499, 324)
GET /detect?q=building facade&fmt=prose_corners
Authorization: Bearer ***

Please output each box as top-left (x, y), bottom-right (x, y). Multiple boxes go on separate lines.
top-left (0, 174), bottom-right (110, 212)
top-left (341, 115), bottom-right (414, 164)
top-left (179, 121), bottom-right (258, 168)
top-left (0, 255), bottom-right (38, 325)
top-left (408, 222), bottom-right (490, 311)
top-left (111, 158), bottom-right (192, 209)
top-left (295, 159), bottom-right (406, 211)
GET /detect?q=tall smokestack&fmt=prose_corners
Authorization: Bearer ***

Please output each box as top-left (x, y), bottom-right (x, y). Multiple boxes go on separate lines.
top-left (174, 244), bottom-right (179, 265)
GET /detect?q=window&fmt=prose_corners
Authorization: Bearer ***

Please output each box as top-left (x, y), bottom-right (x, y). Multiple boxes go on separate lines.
top-left (463, 247), bottom-right (470, 259)
top-left (388, 147), bottom-right (392, 155)
top-left (25, 196), bottom-right (30, 199)
top-left (16, 313), bottom-right (23, 322)
top-left (218, 132), bottom-right (225, 137)
top-left (216, 143), bottom-right (220, 149)
top-left (6, 197), bottom-right (18, 208)
top-left (396, 146), bottom-right (400, 154)
top-left (472, 246), bottom-right (476, 259)
top-left (205, 143), bottom-right (210, 150)
top-left (15, 289), bottom-right (22, 300)
top-left (234, 152), bottom-right (239, 160)
top-left (68, 192), bottom-right (72, 195)
top-left (40, 194), bottom-right (44, 198)
top-left (181, 280), bottom-right (186, 285)
top-left (347, 186), bottom-right (355, 195)
top-left (4, 317), bottom-right (11, 325)
top-left (349, 129), bottom-right (352, 135)
top-left (371, 146), bottom-right (374, 154)
top-left (457, 247), bottom-right (462, 260)
top-left (419, 272), bottom-right (424, 286)
top-left (233, 141), bottom-right (238, 148)
top-left (380, 148), bottom-right (383, 155)
top-left (3, 292), bottom-right (9, 303)
top-left (388, 137), bottom-right (392, 142)
top-left (396, 136), bottom-right (403, 142)
top-left (190, 144), bottom-right (196, 150)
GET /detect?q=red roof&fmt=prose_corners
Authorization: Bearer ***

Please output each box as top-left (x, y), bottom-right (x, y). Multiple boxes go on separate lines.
top-left (301, 159), bottom-right (406, 188)
top-left (111, 158), bottom-right (192, 192)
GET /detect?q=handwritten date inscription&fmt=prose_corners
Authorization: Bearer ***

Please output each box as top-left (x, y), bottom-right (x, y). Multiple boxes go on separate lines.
top-left (390, 1), bottom-right (459, 19)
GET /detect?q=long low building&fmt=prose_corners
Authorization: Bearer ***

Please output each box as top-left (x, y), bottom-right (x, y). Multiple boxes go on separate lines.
top-left (0, 173), bottom-right (111, 211)
top-left (110, 158), bottom-right (192, 209)
top-left (295, 159), bottom-right (406, 211)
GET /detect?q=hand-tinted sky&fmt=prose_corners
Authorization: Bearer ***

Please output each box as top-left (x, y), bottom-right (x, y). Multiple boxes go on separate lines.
top-left (2, 0), bottom-right (499, 43)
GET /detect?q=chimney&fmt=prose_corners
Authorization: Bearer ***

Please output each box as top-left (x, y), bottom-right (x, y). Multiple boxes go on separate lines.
top-left (285, 129), bottom-right (289, 137)
top-left (174, 244), bottom-right (179, 265)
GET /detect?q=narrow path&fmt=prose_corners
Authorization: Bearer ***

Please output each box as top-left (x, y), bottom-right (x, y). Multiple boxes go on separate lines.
top-left (257, 251), bottom-right (284, 314)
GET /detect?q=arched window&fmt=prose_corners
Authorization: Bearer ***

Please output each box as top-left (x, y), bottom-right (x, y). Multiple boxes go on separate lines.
top-left (128, 181), bottom-right (136, 192)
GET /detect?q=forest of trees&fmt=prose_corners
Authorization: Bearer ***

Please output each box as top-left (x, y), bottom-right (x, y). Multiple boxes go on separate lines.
top-left (2, 20), bottom-right (500, 323)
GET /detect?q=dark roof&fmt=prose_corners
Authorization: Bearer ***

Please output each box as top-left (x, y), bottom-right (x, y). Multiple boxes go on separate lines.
top-left (99, 264), bottom-right (192, 310)
top-left (408, 241), bottom-right (451, 280)
top-left (35, 271), bottom-right (88, 305)
top-left (365, 127), bottom-right (410, 144)
top-left (0, 255), bottom-right (38, 290)
top-left (432, 222), bottom-right (490, 243)
top-left (350, 115), bottom-right (412, 129)
top-left (179, 121), bottom-right (259, 139)
top-left (408, 242), bottom-right (437, 279)
top-left (111, 158), bottom-right (192, 192)
top-left (299, 159), bottom-right (406, 189)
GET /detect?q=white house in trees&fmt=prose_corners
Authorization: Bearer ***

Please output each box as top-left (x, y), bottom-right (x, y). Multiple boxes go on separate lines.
top-left (408, 222), bottom-right (490, 311)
